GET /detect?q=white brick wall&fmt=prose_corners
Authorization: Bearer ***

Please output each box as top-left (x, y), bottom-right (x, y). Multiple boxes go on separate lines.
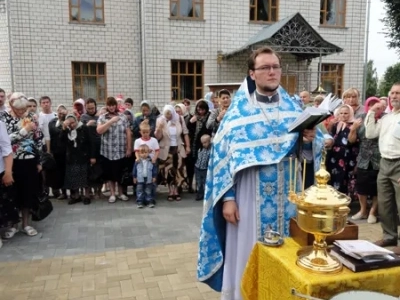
top-left (0, 0), bottom-right (367, 109)
top-left (0, 3), bottom-right (11, 92)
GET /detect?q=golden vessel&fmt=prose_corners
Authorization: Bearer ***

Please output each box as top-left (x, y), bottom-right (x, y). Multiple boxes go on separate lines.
top-left (288, 151), bottom-right (351, 274)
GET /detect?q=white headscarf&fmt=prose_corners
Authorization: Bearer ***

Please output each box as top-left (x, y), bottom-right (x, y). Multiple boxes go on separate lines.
top-left (175, 103), bottom-right (187, 116)
top-left (162, 104), bottom-right (179, 125)
top-left (65, 114), bottom-right (83, 148)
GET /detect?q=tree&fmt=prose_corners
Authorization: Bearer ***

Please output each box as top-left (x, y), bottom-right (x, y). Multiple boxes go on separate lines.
top-left (378, 63), bottom-right (400, 97)
top-left (365, 60), bottom-right (378, 98)
top-left (382, 1), bottom-right (400, 51)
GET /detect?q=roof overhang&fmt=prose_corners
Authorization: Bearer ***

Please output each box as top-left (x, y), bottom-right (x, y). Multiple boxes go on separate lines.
top-left (223, 13), bottom-right (343, 60)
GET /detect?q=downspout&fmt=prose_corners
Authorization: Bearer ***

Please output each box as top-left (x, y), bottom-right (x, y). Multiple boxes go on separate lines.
top-left (6, 0), bottom-right (14, 92)
top-left (362, 0), bottom-right (371, 102)
top-left (139, 0), bottom-right (147, 100)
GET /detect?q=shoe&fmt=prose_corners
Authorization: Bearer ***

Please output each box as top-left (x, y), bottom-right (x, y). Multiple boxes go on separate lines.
top-left (57, 194), bottom-right (67, 200)
top-left (195, 195), bottom-right (203, 201)
top-left (137, 203), bottom-right (144, 209)
top-left (147, 203), bottom-right (155, 208)
top-left (118, 194), bottom-right (129, 201)
top-left (367, 214), bottom-right (377, 224)
top-left (68, 197), bottom-right (82, 205)
top-left (374, 239), bottom-right (397, 247)
top-left (351, 212), bottom-right (368, 220)
top-left (83, 197), bottom-right (91, 205)
top-left (108, 196), bottom-right (116, 203)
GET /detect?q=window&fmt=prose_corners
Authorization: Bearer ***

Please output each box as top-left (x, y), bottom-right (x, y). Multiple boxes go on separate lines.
top-left (320, 64), bottom-right (344, 97)
top-left (249, 0), bottom-right (278, 22)
top-left (171, 61), bottom-right (204, 101)
top-left (70, 0), bottom-right (104, 23)
top-left (72, 62), bottom-right (107, 102)
top-left (170, 0), bottom-right (203, 19)
top-left (320, 0), bottom-right (346, 27)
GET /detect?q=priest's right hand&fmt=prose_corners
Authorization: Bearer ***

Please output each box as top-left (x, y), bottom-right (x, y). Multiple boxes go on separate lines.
top-left (223, 201), bottom-right (240, 225)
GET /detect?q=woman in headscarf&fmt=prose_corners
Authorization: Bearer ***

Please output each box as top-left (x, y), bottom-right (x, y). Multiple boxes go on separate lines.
top-left (61, 114), bottom-right (96, 205)
top-left (133, 100), bottom-right (156, 139)
top-left (186, 99), bottom-right (212, 193)
top-left (0, 92), bottom-right (43, 237)
top-left (47, 105), bottom-right (68, 200)
top-left (326, 104), bottom-right (359, 199)
top-left (155, 105), bottom-right (190, 201)
top-left (348, 97), bottom-right (385, 223)
top-left (73, 99), bottom-right (86, 119)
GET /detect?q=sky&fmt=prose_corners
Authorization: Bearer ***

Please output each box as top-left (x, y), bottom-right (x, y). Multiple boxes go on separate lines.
top-left (368, 0), bottom-right (398, 77)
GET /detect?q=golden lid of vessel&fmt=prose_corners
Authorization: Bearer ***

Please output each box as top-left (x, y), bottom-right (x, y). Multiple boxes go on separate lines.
top-left (289, 150), bottom-right (351, 207)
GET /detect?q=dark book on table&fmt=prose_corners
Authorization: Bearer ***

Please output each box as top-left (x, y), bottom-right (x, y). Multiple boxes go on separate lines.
top-left (330, 246), bottom-right (400, 272)
top-left (288, 93), bottom-right (342, 133)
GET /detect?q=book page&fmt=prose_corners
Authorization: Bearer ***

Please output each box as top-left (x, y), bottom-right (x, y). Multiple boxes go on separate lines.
top-left (334, 240), bottom-right (393, 259)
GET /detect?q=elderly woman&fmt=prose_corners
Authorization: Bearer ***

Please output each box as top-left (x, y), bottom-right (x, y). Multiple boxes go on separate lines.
top-left (155, 105), bottom-right (190, 201)
top-left (47, 105), bottom-right (68, 200)
top-left (0, 93), bottom-right (43, 237)
top-left (326, 104), bottom-right (359, 200)
top-left (97, 97), bottom-right (131, 203)
top-left (348, 97), bottom-right (385, 223)
top-left (0, 121), bottom-right (19, 246)
top-left (61, 114), bottom-right (95, 205)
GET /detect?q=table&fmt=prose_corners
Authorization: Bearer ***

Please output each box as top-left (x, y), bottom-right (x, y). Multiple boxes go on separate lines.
top-left (241, 238), bottom-right (400, 300)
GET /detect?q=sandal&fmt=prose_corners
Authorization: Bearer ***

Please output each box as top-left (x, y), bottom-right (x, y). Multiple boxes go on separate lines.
top-left (167, 195), bottom-right (174, 201)
top-left (22, 226), bottom-right (38, 237)
top-left (175, 194), bottom-right (181, 201)
top-left (2, 227), bottom-right (18, 239)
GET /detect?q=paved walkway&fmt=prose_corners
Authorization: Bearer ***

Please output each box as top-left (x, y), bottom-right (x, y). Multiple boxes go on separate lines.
top-left (0, 191), bottom-right (386, 299)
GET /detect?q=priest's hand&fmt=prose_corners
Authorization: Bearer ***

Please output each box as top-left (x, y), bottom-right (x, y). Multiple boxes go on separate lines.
top-left (223, 201), bottom-right (240, 225)
top-left (303, 128), bottom-right (316, 142)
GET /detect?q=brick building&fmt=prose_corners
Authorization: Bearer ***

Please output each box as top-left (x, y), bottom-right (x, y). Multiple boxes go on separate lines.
top-left (0, 0), bottom-right (366, 107)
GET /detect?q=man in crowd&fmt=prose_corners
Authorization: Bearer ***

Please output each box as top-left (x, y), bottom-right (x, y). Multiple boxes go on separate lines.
top-left (365, 82), bottom-right (400, 255)
top-left (300, 90), bottom-right (312, 107)
top-left (197, 47), bottom-right (325, 299)
top-left (38, 96), bottom-right (57, 153)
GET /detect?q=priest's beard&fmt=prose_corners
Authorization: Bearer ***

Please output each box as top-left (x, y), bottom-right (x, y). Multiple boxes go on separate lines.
top-left (259, 84), bottom-right (279, 94)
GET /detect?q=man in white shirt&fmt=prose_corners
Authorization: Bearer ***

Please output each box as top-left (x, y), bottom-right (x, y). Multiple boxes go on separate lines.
top-left (38, 96), bottom-right (57, 153)
top-left (365, 82), bottom-right (400, 254)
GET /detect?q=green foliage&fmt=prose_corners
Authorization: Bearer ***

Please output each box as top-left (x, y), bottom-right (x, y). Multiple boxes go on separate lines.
top-left (382, 1), bottom-right (400, 51)
top-left (378, 62), bottom-right (400, 96)
top-left (366, 60), bottom-right (378, 98)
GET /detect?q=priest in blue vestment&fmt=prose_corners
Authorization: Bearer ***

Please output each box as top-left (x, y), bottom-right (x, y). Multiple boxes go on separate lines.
top-left (197, 47), bottom-right (325, 300)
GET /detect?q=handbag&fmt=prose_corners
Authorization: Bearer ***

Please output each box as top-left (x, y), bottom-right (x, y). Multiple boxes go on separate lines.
top-left (31, 192), bottom-right (53, 221)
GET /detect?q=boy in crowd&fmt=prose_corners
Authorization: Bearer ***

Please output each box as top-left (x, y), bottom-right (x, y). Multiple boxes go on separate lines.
top-left (133, 145), bottom-right (157, 208)
top-left (195, 134), bottom-right (211, 201)
top-left (134, 121), bottom-right (159, 163)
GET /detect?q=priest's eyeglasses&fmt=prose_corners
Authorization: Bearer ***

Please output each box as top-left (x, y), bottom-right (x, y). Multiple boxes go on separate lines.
top-left (254, 65), bottom-right (282, 72)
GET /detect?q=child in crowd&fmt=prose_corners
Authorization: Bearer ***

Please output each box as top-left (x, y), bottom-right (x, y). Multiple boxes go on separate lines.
top-left (195, 134), bottom-right (211, 201)
top-left (133, 144), bottom-right (157, 208)
top-left (134, 121), bottom-right (159, 163)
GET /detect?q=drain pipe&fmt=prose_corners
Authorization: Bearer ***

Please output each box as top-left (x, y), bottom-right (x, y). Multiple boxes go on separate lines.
top-left (6, 0), bottom-right (14, 92)
top-left (139, 0), bottom-right (147, 100)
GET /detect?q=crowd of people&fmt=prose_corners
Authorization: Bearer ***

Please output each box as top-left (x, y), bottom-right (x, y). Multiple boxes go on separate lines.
top-left (0, 88), bottom-right (232, 248)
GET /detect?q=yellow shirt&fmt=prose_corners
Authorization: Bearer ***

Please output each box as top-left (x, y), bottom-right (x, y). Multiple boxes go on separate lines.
top-left (364, 110), bottom-right (400, 159)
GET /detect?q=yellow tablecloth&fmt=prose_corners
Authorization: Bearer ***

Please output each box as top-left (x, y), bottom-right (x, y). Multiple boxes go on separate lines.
top-left (241, 238), bottom-right (400, 299)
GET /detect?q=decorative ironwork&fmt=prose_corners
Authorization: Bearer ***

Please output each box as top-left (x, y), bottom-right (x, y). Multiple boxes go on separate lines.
top-left (223, 13), bottom-right (343, 60)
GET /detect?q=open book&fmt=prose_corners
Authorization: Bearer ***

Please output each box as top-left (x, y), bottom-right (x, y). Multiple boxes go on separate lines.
top-left (288, 93), bottom-right (342, 133)
top-left (333, 240), bottom-right (394, 262)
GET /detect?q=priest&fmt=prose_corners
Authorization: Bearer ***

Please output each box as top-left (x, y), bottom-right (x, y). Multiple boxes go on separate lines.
top-left (197, 47), bottom-right (325, 300)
